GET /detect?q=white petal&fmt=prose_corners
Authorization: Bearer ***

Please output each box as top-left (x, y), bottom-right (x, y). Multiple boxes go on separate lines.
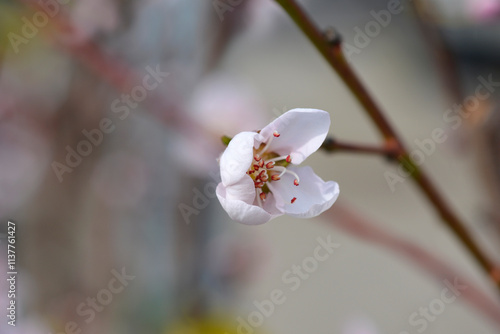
top-left (268, 166), bottom-right (339, 218)
top-left (220, 131), bottom-right (258, 186)
top-left (259, 108), bottom-right (330, 164)
top-left (216, 183), bottom-right (282, 225)
top-left (259, 191), bottom-right (283, 217)
top-left (225, 174), bottom-right (259, 204)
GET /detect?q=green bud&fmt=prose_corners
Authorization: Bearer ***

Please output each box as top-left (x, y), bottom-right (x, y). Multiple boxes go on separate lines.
top-left (221, 135), bottom-right (232, 146)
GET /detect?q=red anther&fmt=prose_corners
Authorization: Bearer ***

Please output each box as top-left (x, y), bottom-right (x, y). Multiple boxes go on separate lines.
top-left (254, 182), bottom-right (264, 188)
top-left (294, 179), bottom-right (299, 186)
top-left (271, 175), bottom-right (281, 181)
top-left (260, 193), bottom-right (266, 201)
top-left (286, 155), bottom-right (291, 163)
top-left (248, 170), bottom-right (255, 174)
top-left (261, 175), bottom-right (268, 182)
top-left (256, 170), bottom-right (267, 182)
top-left (254, 154), bottom-right (261, 161)
top-left (273, 131), bottom-right (280, 137)
top-left (291, 197), bottom-right (297, 204)
top-left (265, 161), bottom-right (275, 169)
top-left (253, 164), bottom-right (260, 171)
top-left (258, 160), bottom-right (264, 168)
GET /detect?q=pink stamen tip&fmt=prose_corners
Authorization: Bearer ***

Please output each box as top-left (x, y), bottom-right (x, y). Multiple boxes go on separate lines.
top-left (294, 179), bottom-right (299, 186)
top-left (261, 175), bottom-right (268, 182)
top-left (271, 175), bottom-right (281, 181)
top-left (266, 161), bottom-right (275, 169)
top-left (260, 193), bottom-right (266, 201)
top-left (286, 155), bottom-right (292, 163)
top-left (258, 160), bottom-right (264, 168)
top-left (291, 197), bottom-right (297, 204)
top-left (273, 131), bottom-right (280, 137)
top-left (254, 154), bottom-right (261, 161)
top-left (254, 164), bottom-right (260, 171)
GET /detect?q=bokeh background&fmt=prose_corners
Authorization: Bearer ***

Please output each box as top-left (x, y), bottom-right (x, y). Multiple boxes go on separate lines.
top-left (1, 0), bottom-right (500, 333)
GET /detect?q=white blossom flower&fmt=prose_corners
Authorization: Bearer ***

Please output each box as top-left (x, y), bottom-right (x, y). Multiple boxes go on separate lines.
top-left (216, 108), bottom-right (339, 225)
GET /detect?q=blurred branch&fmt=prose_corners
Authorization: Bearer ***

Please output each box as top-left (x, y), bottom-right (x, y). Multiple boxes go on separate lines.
top-left (413, 1), bottom-right (500, 246)
top-left (321, 137), bottom-right (400, 159)
top-left (274, 0), bottom-right (500, 290)
top-left (324, 203), bottom-right (500, 328)
top-left (411, 0), bottom-right (463, 102)
top-left (16, 0), bottom-right (207, 137)
top-left (204, 0), bottom-right (253, 73)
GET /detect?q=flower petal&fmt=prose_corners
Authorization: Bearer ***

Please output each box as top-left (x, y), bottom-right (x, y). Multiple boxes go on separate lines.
top-left (220, 131), bottom-right (258, 186)
top-left (225, 174), bottom-right (259, 204)
top-left (268, 166), bottom-right (339, 218)
top-left (259, 191), bottom-right (283, 217)
top-left (216, 183), bottom-right (282, 225)
top-left (258, 108), bottom-right (330, 164)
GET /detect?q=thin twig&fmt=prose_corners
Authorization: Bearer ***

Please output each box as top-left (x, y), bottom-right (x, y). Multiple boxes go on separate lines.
top-left (321, 137), bottom-right (400, 159)
top-left (275, 0), bottom-right (500, 289)
top-left (324, 203), bottom-right (500, 327)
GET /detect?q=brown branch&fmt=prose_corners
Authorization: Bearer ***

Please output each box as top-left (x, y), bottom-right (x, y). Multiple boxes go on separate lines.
top-left (324, 203), bottom-right (500, 328)
top-left (321, 137), bottom-right (400, 159)
top-left (275, 0), bottom-right (500, 290)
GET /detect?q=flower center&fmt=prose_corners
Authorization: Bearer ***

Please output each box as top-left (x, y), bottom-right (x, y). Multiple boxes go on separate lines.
top-left (245, 131), bottom-right (299, 207)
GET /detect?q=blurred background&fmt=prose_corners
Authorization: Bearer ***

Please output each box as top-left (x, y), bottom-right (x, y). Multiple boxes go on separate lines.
top-left (0, 0), bottom-right (500, 333)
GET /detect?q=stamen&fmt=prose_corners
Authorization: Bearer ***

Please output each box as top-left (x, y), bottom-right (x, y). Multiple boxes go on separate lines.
top-left (258, 133), bottom-right (275, 155)
top-left (270, 166), bottom-right (287, 177)
top-left (288, 170), bottom-right (299, 181)
top-left (284, 169), bottom-right (300, 184)
top-left (266, 156), bottom-right (290, 163)
top-left (256, 189), bottom-right (264, 207)
top-left (248, 133), bottom-right (300, 205)
top-left (269, 166), bottom-right (300, 185)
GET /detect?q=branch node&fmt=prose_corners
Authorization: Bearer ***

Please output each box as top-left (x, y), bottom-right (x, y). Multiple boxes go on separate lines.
top-left (324, 26), bottom-right (342, 47)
